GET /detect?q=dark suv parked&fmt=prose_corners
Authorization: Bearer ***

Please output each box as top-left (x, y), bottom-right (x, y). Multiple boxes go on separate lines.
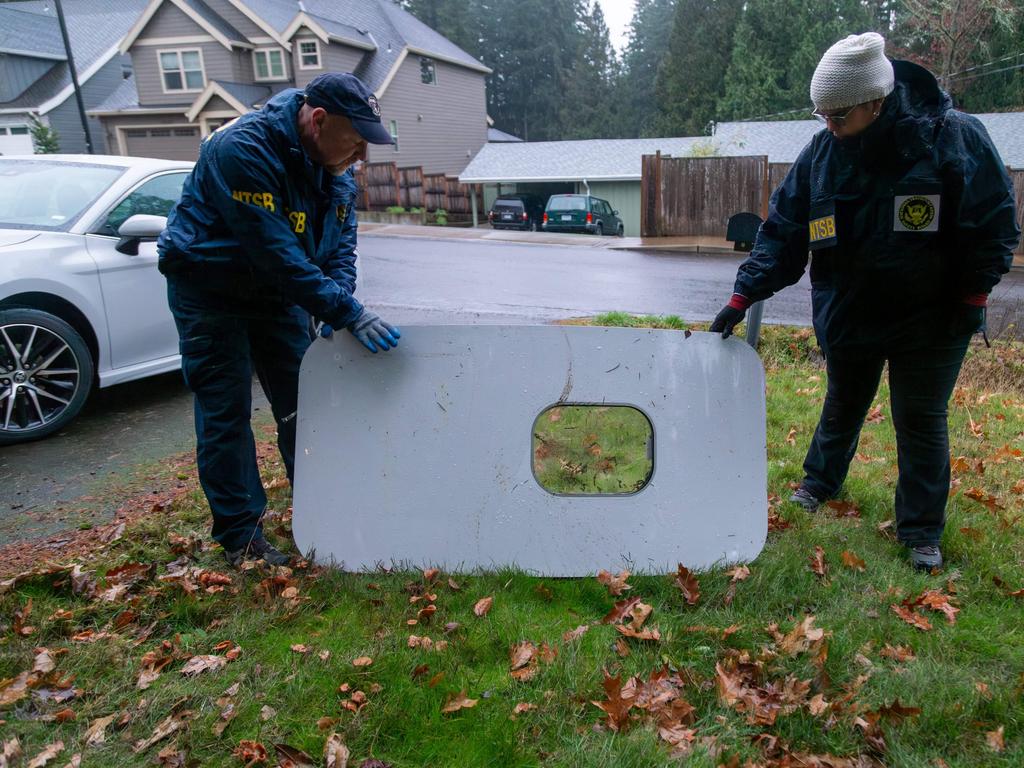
top-left (488, 193), bottom-right (546, 231)
top-left (542, 194), bottom-right (624, 236)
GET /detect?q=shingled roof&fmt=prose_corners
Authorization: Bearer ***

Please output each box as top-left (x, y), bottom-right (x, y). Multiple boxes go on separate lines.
top-left (0, 0), bottom-right (147, 112)
top-left (462, 111), bottom-right (1024, 184)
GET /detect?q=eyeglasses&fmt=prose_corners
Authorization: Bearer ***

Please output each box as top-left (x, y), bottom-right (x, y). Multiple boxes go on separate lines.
top-left (811, 104), bottom-right (859, 125)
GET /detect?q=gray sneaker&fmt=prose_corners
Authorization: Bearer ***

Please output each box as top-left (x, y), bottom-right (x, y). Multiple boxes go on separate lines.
top-left (789, 486), bottom-right (822, 513)
top-left (224, 534), bottom-right (291, 567)
top-left (909, 545), bottom-right (942, 572)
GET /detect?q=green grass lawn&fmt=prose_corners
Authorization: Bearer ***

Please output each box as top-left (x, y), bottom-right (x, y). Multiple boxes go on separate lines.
top-left (1, 320), bottom-right (1022, 767)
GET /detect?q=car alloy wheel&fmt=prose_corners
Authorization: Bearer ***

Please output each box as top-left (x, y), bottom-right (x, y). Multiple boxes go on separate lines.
top-left (0, 309), bottom-right (94, 444)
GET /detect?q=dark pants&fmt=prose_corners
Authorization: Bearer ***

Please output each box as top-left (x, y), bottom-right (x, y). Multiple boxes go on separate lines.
top-left (800, 336), bottom-right (971, 546)
top-left (167, 278), bottom-right (312, 552)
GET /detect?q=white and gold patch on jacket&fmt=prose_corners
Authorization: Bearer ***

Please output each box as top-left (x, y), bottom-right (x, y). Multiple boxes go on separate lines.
top-left (894, 194), bottom-right (939, 232)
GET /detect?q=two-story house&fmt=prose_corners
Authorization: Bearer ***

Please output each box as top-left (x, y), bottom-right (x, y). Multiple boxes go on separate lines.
top-left (0, 0), bottom-right (147, 155)
top-left (88, 0), bottom-right (490, 174)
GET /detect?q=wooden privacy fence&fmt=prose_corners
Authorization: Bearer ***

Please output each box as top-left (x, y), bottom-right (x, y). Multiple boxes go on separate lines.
top-left (643, 154), bottom-right (1024, 265)
top-left (641, 153), bottom-right (770, 238)
top-left (353, 162), bottom-right (480, 213)
top-left (1010, 169), bottom-right (1024, 263)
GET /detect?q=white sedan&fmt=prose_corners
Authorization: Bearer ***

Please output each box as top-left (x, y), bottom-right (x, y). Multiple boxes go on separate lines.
top-left (0, 154), bottom-right (193, 444)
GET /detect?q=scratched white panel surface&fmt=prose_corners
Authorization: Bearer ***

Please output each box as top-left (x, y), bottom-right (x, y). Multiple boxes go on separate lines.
top-left (292, 326), bottom-right (767, 575)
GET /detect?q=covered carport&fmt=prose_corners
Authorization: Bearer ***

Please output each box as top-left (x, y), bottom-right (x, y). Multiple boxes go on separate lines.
top-left (459, 137), bottom-right (702, 237)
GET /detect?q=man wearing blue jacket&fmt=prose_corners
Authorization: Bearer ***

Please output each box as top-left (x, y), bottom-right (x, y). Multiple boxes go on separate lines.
top-left (159, 73), bottom-right (400, 566)
top-left (709, 34), bottom-right (1019, 571)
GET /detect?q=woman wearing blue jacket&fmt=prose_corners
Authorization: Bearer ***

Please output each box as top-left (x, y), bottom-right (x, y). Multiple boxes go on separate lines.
top-left (709, 33), bottom-right (1019, 571)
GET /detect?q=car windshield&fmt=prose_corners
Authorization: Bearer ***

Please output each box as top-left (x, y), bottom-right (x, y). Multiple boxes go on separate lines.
top-left (547, 196), bottom-right (586, 211)
top-left (0, 159), bottom-right (126, 231)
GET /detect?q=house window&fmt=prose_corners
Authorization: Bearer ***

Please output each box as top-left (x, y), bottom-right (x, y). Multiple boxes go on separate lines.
top-left (420, 58), bottom-right (436, 85)
top-left (298, 40), bottom-right (321, 70)
top-left (389, 119), bottom-right (399, 152)
top-left (254, 48), bottom-right (287, 81)
top-left (10, 127), bottom-right (29, 135)
top-left (159, 49), bottom-right (204, 92)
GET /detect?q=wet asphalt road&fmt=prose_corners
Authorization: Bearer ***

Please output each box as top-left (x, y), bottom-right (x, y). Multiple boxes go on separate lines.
top-left (2, 233), bottom-right (1022, 542)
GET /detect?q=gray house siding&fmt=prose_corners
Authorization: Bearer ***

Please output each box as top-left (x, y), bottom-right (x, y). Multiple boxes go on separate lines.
top-left (141, 1), bottom-right (210, 38)
top-left (203, 95), bottom-right (237, 112)
top-left (0, 56), bottom-right (55, 102)
top-left (318, 41), bottom-right (365, 81)
top-left (199, 0), bottom-right (265, 40)
top-left (44, 56), bottom-right (128, 153)
top-left (369, 56), bottom-right (486, 175)
top-left (134, 43), bottom-right (251, 106)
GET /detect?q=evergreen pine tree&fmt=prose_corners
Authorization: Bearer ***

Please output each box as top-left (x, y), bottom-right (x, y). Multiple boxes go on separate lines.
top-left (654, 0), bottom-right (743, 136)
top-left (617, 0), bottom-right (677, 137)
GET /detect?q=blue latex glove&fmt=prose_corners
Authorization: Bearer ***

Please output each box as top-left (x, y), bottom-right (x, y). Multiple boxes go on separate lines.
top-left (346, 310), bottom-right (400, 353)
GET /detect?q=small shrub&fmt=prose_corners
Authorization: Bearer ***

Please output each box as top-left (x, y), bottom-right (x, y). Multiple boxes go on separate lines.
top-left (385, 206), bottom-right (406, 214)
top-left (29, 115), bottom-right (60, 153)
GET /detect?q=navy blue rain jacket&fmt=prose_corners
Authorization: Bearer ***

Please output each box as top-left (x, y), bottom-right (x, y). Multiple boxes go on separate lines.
top-left (734, 60), bottom-right (1019, 356)
top-left (158, 89), bottom-right (364, 328)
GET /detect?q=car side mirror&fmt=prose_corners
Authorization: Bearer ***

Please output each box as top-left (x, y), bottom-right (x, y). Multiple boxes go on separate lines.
top-left (613, 210), bottom-right (619, 215)
top-left (116, 214), bottom-right (168, 255)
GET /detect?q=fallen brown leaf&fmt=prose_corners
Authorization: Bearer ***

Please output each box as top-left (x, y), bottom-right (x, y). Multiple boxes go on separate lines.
top-left (473, 596), bottom-right (493, 617)
top-left (891, 604), bottom-right (933, 631)
top-left (673, 564), bottom-right (700, 605)
top-left (232, 740), bottom-right (268, 766)
top-left (323, 734), bottom-right (349, 768)
top-left (841, 550), bottom-right (866, 572)
top-left (614, 624), bottom-right (661, 641)
top-left (180, 655), bottom-right (226, 677)
top-left (562, 625), bottom-right (589, 642)
top-left (25, 741), bottom-right (64, 768)
top-left (352, 656), bottom-right (373, 667)
top-left (274, 743), bottom-right (314, 767)
top-left (84, 714), bottom-right (117, 746)
top-left (880, 644), bottom-right (916, 662)
top-left (602, 596), bottom-right (642, 624)
top-left (591, 670), bottom-right (633, 731)
top-left (596, 570), bottom-right (632, 596)
top-left (986, 725), bottom-right (1005, 752)
top-left (441, 690), bottom-right (477, 714)
top-left (808, 546), bottom-right (828, 578)
top-left (133, 711), bottom-right (192, 753)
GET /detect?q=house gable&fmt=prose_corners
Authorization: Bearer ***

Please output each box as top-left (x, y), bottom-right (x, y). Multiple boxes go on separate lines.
top-left (121, 0), bottom-right (246, 53)
top-left (368, 55), bottom-right (487, 174)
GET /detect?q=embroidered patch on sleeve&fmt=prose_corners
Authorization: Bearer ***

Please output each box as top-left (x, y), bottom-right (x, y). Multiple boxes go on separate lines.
top-left (808, 214), bottom-right (837, 247)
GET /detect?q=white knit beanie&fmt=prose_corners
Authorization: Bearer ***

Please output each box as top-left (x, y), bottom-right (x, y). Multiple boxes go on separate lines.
top-left (810, 33), bottom-right (895, 112)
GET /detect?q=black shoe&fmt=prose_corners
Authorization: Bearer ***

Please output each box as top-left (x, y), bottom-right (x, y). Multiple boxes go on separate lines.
top-left (789, 486), bottom-right (822, 513)
top-left (224, 534), bottom-right (291, 567)
top-left (909, 545), bottom-right (942, 572)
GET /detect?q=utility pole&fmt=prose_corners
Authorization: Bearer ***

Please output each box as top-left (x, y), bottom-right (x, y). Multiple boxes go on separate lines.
top-left (54, 0), bottom-right (94, 153)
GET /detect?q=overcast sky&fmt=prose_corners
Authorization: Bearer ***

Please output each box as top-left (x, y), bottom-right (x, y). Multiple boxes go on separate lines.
top-left (597, 0), bottom-right (636, 53)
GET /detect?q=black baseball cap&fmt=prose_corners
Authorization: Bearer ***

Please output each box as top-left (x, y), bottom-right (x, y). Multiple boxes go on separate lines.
top-left (303, 72), bottom-right (394, 145)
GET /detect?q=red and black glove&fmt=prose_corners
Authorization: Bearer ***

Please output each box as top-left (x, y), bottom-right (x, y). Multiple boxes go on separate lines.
top-left (948, 293), bottom-right (987, 339)
top-left (709, 294), bottom-right (751, 339)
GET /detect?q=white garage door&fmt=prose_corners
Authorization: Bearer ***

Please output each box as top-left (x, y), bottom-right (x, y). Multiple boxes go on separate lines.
top-left (0, 126), bottom-right (34, 155)
top-left (123, 126), bottom-right (201, 161)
